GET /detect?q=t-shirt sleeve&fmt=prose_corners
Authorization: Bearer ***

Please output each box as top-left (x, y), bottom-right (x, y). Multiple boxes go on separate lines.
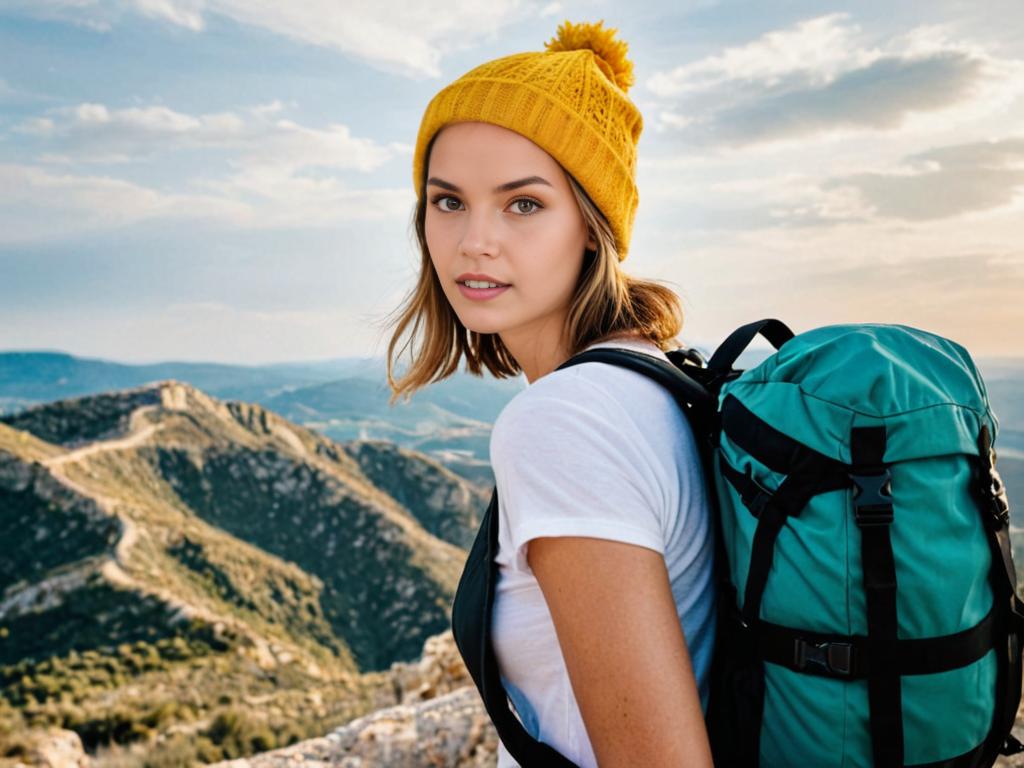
top-left (490, 385), bottom-right (666, 575)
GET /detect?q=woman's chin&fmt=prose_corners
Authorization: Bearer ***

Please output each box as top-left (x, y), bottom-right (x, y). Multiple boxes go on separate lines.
top-left (461, 320), bottom-right (507, 335)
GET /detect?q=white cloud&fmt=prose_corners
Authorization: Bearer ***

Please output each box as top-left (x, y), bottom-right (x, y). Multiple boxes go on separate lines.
top-left (0, 160), bottom-right (414, 241)
top-left (0, 163), bottom-right (249, 242)
top-left (17, 102), bottom-right (252, 159)
top-left (647, 13), bottom-right (1024, 149)
top-left (131, 0), bottom-right (204, 31)
top-left (0, 0), bottom-right (121, 31)
top-left (8, 0), bottom-right (545, 78)
top-left (634, 193), bottom-right (1024, 357)
top-left (1, 99), bottom-right (417, 238)
top-left (640, 134), bottom-right (1024, 235)
top-left (15, 99), bottom-right (398, 171)
top-left (648, 13), bottom-right (871, 97)
top-left (822, 136), bottom-right (1024, 220)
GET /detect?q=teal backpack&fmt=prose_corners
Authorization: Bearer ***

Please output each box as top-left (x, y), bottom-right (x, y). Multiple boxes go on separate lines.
top-left (449, 319), bottom-right (1024, 767)
top-left (699, 320), bottom-right (1024, 767)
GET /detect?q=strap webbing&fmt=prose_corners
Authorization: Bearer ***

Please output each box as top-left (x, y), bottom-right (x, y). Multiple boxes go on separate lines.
top-left (482, 491), bottom-right (580, 766)
top-left (706, 318), bottom-right (795, 374)
top-left (717, 457), bottom-right (773, 518)
top-left (851, 426), bottom-right (903, 768)
top-left (450, 488), bottom-right (580, 766)
top-left (908, 737), bottom-right (988, 768)
top-left (720, 393), bottom-right (852, 481)
top-left (735, 449), bottom-right (852, 628)
top-left (756, 601), bottom-right (998, 679)
top-left (741, 499), bottom-right (788, 627)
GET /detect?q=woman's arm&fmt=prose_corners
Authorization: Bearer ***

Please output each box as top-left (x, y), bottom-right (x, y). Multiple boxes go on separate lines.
top-left (528, 535), bottom-right (714, 768)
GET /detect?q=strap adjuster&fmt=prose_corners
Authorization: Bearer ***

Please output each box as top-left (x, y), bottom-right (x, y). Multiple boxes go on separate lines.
top-left (793, 638), bottom-right (854, 677)
top-left (742, 469), bottom-right (774, 518)
top-left (982, 465), bottom-right (1010, 530)
top-left (849, 469), bottom-right (893, 526)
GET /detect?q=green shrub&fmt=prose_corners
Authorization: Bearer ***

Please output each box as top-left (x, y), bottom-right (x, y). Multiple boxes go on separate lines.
top-left (193, 735), bottom-right (223, 762)
top-left (141, 700), bottom-right (178, 730)
top-left (249, 727), bottom-right (276, 751)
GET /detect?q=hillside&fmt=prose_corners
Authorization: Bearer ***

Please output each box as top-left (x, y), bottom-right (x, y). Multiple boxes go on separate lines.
top-left (0, 380), bottom-right (487, 764)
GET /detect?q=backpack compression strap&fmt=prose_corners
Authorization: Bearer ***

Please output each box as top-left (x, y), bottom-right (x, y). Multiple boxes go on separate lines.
top-left (850, 425), bottom-right (903, 768)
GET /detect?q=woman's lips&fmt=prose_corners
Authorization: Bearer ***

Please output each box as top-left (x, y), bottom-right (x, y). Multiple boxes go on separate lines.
top-left (457, 283), bottom-right (511, 301)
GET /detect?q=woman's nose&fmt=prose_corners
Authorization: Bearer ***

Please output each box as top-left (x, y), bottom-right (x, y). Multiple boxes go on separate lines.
top-left (459, 207), bottom-right (500, 259)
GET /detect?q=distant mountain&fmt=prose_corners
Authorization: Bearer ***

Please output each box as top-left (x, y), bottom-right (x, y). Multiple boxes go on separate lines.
top-left (0, 351), bottom-right (524, 417)
top-left (0, 350), bottom-right (376, 408)
top-left (979, 359), bottom-right (1024, 459)
top-left (976, 358), bottom-right (1024, 567)
top-left (0, 351), bottom-right (526, 486)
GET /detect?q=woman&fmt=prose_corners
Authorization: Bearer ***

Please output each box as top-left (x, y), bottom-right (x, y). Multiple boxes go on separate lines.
top-left (385, 19), bottom-right (717, 767)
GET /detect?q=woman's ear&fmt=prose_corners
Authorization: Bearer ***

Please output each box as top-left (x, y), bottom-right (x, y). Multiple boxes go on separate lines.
top-left (586, 231), bottom-right (597, 251)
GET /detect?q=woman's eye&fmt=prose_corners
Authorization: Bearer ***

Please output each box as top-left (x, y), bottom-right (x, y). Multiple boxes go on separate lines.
top-left (512, 198), bottom-right (540, 215)
top-left (434, 195), bottom-right (461, 212)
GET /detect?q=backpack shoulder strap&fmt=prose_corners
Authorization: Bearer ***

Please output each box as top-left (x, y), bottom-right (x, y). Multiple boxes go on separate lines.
top-left (451, 486), bottom-right (580, 766)
top-left (553, 346), bottom-right (715, 411)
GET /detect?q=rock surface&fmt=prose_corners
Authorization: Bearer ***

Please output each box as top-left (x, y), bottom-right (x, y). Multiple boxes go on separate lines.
top-left (387, 629), bottom-right (474, 704)
top-left (10, 728), bottom-right (92, 768)
top-left (209, 685), bottom-right (496, 768)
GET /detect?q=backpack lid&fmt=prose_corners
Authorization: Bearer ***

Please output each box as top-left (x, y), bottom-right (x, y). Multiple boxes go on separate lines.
top-left (719, 323), bottom-right (998, 464)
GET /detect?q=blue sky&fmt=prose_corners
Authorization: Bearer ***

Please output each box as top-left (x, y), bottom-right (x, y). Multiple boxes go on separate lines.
top-left (1, 0), bottom-right (1022, 364)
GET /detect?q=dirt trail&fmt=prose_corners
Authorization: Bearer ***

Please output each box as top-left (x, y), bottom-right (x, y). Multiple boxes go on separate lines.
top-left (37, 406), bottom-right (167, 568)
top-left (43, 405), bottom-right (163, 469)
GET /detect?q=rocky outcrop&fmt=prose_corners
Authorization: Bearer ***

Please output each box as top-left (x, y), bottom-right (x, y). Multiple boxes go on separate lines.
top-left (206, 629), bottom-right (496, 768)
top-left (209, 685), bottom-right (496, 768)
top-left (8, 727), bottom-right (92, 768)
top-left (387, 629), bottom-right (473, 704)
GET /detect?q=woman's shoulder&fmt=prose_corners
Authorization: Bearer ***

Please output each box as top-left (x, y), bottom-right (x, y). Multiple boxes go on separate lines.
top-left (490, 336), bottom-right (678, 457)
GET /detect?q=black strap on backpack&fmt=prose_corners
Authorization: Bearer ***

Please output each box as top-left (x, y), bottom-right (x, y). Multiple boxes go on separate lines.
top-left (449, 347), bottom-right (719, 766)
top-left (450, 488), bottom-right (578, 766)
top-left (850, 425), bottom-right (903, 767)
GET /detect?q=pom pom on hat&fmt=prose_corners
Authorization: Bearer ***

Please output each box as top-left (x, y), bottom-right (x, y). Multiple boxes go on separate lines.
top-left (544, 19), bottom-right (635, 93)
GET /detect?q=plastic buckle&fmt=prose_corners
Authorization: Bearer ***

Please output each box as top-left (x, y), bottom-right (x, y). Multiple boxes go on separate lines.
top-left (1001, 733), bottom-right (1024, 756)
top-left (793, 638), bottom-right (854, 677)
top-left (849, 469), bottom-right (893, 526)
top-left (983, 465), bottom-right (1011, 531)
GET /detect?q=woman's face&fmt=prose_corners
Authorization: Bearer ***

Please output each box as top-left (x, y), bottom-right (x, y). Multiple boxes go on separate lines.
top-left (424, 121), bottom-right (595, 358)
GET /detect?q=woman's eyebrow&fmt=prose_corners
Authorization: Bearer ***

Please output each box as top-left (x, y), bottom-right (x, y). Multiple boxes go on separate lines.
top-left (427, 175), bottom-right (553, 194)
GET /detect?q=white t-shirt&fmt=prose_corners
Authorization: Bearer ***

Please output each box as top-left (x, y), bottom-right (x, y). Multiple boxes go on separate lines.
top-left (490, 336), bottom-right (718, 768)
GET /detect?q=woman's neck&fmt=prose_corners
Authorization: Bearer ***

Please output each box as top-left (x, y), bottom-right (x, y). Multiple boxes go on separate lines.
top-left (512, 330), bottom-right (652, 384)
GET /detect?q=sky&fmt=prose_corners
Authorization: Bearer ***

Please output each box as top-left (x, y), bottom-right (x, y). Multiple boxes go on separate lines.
top-left (1, 0), bottom-right (1023, 365)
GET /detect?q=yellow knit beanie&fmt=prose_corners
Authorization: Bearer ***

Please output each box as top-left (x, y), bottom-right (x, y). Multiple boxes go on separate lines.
top-left (411, 19), bottom-right (643, 261)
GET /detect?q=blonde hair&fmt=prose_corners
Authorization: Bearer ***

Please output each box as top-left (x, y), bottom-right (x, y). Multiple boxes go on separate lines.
top-left (382, 134), bottom-right (685, 406)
